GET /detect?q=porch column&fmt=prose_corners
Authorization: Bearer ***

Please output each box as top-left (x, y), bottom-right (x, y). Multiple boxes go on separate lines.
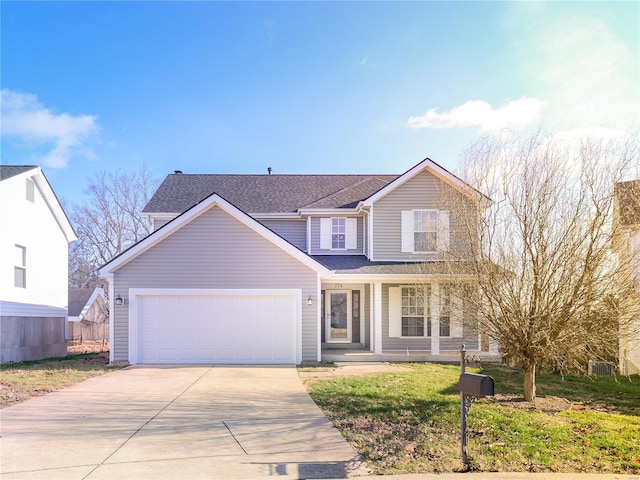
top-left (369, 284), bottom-right (375, 352)
top-left (373, 282), bottom-right (382, 354)
top-left (431, 284), bottom-right (440, 356)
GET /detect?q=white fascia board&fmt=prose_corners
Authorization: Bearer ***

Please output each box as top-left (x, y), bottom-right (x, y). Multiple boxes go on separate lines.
top-left (251, 212), bottom-right (303, 219)
top-left (4, 167), bottom-right (77, 243)
top-left (99, 193), bottom-right (331, 277)
top-left (32, 168), bottom-right (77, 243)
top-left (362, 158), bottom-right (492, 209)
top-left (324, 273), bottom-right (479, 282)
top-left (298, 208), bottom-right (360, 216)
top-left (141, 212), bottom-right (179, 220)
top-left (0, 300), bottom-right (68, 318)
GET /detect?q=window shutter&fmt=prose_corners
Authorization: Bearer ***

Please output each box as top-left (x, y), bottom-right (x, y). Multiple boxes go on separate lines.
top-left (437, 210), bottom-right (450, 252)
top-left (388, 287), bottom-right (401, 338)
top-left (450, 292), bottom-right (463, 337)
top-left (346, 218), bottom-right (357, 250)
top-left (401, 211), bottom-right (414, 253)
top-left (320, 218), bottom-right (331, 250)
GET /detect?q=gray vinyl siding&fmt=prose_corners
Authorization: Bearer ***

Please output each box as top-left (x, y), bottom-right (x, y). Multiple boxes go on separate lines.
top-left (259, 219), bottom-right (307, 251)
top-left (310, 216), bottom-right (364, 255)
top-left (371, 170), bottom-right (476, 261)
top-left (112, 206), bottom-right (319, 363)
top-left (381, 283), bottom-right (479, 352)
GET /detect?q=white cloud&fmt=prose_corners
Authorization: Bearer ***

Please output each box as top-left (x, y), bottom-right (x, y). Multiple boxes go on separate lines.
top-left (0, 89), bottom-right (99, 168)
top-left (407, 97), bottom-right (547, 133)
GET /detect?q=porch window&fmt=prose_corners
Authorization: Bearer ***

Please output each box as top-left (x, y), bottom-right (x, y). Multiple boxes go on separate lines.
top-left (401, 286), bottom-right (431, 337)
top-left (439, 287), bottom-right (451, 337)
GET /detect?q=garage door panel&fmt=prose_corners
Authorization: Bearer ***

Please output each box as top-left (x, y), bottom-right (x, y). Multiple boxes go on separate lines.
top-left (135, 292), bottom-right (297, 364)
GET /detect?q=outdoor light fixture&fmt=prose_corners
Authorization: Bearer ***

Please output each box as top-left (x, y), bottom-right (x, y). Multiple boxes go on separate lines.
top-left (115, 294), bottom-right (125, 306)
top-left (307, 296), bottom-right (313, 306)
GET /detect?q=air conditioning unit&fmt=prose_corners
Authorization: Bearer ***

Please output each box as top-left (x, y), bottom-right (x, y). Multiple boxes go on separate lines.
top-left (588, 360), bottom-right (614, 376)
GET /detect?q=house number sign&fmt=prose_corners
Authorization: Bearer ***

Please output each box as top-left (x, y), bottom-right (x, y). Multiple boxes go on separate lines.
top-left (333, 283), bottom-right (344, 288)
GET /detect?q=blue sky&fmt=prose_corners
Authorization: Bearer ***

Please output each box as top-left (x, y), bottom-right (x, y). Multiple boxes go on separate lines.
top-left (1, 1), bottom-right (638, 206)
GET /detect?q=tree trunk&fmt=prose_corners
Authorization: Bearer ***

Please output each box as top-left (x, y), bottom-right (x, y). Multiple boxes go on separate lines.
top-left (523, 364), bottom-right (536, 402)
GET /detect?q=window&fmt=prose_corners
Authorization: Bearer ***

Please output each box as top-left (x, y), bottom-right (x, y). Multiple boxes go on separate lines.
top-left (332, 218), bottom-right (346, 249)
top-left (401, 286), bottom-right (431, 337)
top-left (14, 244), bottom-right (26, 288)
top-left (320, 217), bottom-right (357, 250)
top-left (439, 287), bottom-right (451, 337)
top-left (414, 211), bottom-right (438, 252)
top-left (26, 178), bottom-right (35, 202)
top-left (401, 210), bottom-right (449, 253)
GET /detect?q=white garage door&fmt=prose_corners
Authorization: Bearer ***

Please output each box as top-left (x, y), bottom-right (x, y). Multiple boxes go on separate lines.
top-left (132, 291), bottom-right (298, 364)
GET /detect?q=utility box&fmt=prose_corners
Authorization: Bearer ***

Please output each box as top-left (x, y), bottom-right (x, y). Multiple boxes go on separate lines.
top-left (459, 373), bottom-right (495, 397)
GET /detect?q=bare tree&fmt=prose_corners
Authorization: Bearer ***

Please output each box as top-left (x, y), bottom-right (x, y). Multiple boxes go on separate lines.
top-left (443, 131), bottom-right (639, 401)
top-left (69, 164), bottom-right (158, 287)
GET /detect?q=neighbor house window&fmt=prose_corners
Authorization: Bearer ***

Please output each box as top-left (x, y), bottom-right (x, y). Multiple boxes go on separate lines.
top-left (14, 244), bottom-right (26, 288)
top-left (439, 287), bottom-right (451, 337)
top-left (26, 178), bottom-right (35, 202)
top-left (401, 286), bottom-right (431, 337)
top-left (332, 218), bottom-right (346, 249)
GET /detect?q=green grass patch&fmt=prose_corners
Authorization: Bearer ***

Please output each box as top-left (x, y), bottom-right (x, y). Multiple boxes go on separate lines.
top-left (305, 363), bottom-right (640, 474)
top-left (0, 352), bottom-right (119, 408)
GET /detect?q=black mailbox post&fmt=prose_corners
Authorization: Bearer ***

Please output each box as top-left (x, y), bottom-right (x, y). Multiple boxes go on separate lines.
top-left (459, 346), bottom-right (495, 467)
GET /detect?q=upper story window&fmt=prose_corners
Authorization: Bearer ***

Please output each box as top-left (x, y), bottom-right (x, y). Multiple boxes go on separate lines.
top-left (320, 217), bottom-right (358, 251)
top-left (14, 244), bottom-right (26, 288)
top-left (401, 209), bottom-right (449, 253)
top-left (332, 218), bottom-right (346, 249)
top-left (26, 178), bottom-right (35, 202)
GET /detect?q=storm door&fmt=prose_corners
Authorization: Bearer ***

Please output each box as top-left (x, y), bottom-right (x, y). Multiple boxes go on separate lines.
top-left (325, 290), bottom-right (351, 342)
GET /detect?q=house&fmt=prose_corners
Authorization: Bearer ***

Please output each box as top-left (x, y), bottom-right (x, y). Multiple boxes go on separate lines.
top-left (68, 287), bottom-right (108, 343)
top-left (99, 158), bottom-right (491, 365)
top-left (0, 165), bottom-right (77, 363)
top-left (614, 179), bottom-right (640, 374)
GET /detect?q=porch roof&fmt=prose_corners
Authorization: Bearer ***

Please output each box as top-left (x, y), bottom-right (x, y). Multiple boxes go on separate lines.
top-left (312, 255), bottom-right (474, 276)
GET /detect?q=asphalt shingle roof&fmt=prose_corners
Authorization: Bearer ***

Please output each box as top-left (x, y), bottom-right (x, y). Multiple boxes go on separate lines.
top-left (68, 288), bottom-right (97, 317)
top-left (143, 173), bottom-right (399, 214)
top-left (312, 255), bottom-right (474, 275)
top-left (0, 165), bottom-right (37, 181)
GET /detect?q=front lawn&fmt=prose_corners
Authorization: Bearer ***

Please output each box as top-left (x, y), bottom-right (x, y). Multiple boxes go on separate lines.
top-left (0, 352), bottom-right (118, 408)
top-left (304, 363), bottom-right (640, 474)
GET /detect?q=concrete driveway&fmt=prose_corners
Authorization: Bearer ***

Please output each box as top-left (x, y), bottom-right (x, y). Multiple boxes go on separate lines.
top-left (0, 366), bottom-right (368, 479)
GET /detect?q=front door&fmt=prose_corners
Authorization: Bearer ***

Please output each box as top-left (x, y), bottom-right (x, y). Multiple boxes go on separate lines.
top-left (326, 290), bottom-right (351, 342)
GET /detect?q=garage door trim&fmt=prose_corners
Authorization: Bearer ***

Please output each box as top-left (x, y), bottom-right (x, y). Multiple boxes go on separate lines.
top-left (128, 288), bottom-right (302, 364)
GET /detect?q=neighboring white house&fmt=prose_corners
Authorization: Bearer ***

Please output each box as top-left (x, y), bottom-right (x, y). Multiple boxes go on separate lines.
top-left (614, 180), bottom-right (640, 374)
top-left (0, 165), bottom-right (77, 363)
top-left (100, 158), bottom-right (493, 366)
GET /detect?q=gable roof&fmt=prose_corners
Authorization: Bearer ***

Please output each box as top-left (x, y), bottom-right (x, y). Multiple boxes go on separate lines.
top-left (143, 158), bottom-right (490, 216)
top-left (0, 165), bottom-right (77, 242)
top-left (100, 192), bottom-right (331, 276)
top-left (362, 158), bottom-right (492, 208)
top-left (143, 173), bottom-right (399, 214)
top-left (68, 287), bottom-right (105, 319)
top-left (0, 165), bottom-right (38, 181)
